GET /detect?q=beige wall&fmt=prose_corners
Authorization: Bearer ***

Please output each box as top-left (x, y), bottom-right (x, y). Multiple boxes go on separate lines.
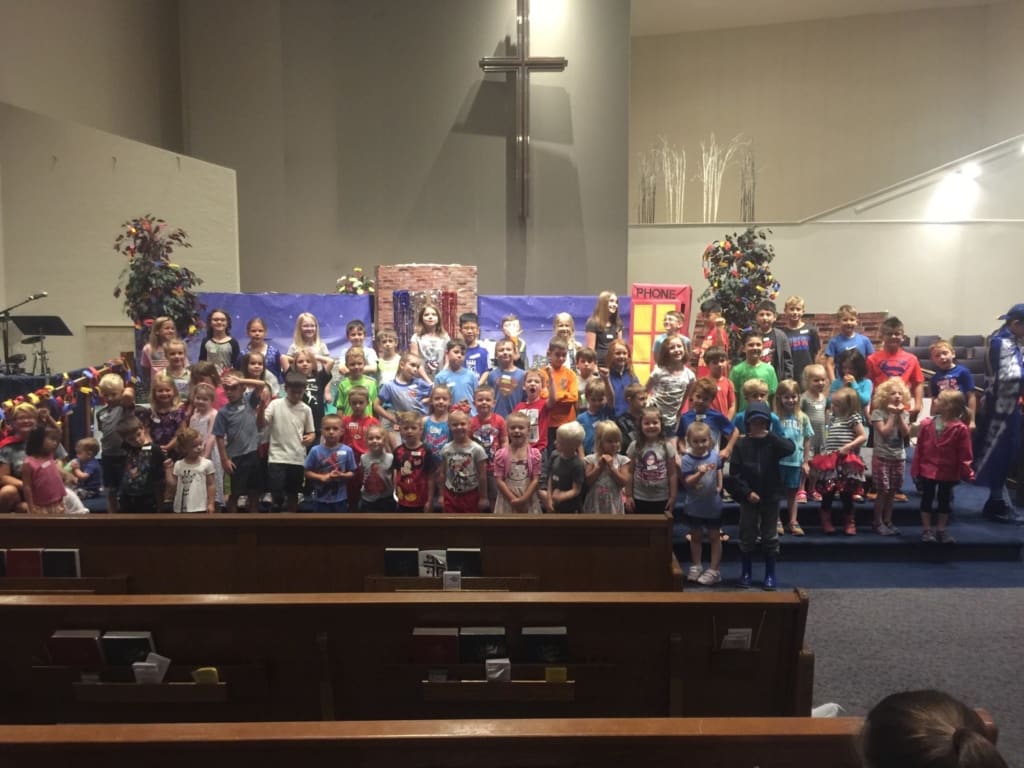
top-left (630, 1), bottom-right (1024, 224)
top-left (179, 0), bottom-right (629, 296)
top-left (0, 103), bottom-right (238, 372)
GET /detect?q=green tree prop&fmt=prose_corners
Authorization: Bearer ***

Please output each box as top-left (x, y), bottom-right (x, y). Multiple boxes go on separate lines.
top-left (699, 227), bottom-right (780, 354)
top-left (112, 215), bottom-right (204, 339)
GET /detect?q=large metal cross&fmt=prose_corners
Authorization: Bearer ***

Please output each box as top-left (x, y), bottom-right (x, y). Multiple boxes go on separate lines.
top-left (479, 0), bottom-right (568, 220)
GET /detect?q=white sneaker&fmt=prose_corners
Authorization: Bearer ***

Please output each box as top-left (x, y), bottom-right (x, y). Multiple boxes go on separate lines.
top-left (687, 565), bottom-right (703, 582)
top-left (697, 568), bottom-right (722, 586)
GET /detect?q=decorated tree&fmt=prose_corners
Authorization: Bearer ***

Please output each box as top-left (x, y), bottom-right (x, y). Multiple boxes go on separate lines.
top-left (699, 227), bottom-right (780, 354)
top-left (112, 215), bottom-right (204, 340)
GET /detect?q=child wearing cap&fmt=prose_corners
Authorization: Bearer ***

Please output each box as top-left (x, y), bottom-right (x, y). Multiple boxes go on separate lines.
top-left (723, 401), bottom-right (795, 590)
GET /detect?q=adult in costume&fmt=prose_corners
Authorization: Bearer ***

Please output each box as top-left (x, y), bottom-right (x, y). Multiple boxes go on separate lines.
top-left (974, 304), bottom-right (1024, 523)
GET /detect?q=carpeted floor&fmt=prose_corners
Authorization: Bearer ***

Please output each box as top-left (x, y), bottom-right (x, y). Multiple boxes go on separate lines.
top-left (806, 588), bottom-right (1023, 767)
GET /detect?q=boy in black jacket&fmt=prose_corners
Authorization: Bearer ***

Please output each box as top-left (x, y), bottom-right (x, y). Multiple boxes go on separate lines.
top-left (725, 402), bottom-right (795, 590)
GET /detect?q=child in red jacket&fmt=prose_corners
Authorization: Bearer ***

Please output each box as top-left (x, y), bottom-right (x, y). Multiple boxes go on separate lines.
top-left (911, 390), bottom-right (974, 543)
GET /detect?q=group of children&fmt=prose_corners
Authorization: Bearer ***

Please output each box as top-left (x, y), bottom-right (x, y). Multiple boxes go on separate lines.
top-left (6, 292), bottom-right (987, 589)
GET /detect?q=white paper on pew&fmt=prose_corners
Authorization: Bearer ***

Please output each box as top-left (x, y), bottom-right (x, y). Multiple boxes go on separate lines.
top-left (812, 702), bottom-right (846, 718)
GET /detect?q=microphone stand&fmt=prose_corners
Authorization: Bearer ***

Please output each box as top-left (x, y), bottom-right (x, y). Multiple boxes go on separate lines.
top-left (0, 294), bottom-right (46, 375)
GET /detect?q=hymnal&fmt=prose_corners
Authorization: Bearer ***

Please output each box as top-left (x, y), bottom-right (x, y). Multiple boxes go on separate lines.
top-left (5, 548), bottom-right (43, 577)
top-left (42, 548), bottom-right (81, 577)
top-left (445, 547), bottom-right (482, 577)
top-left (459, 626), bottom-right (507, 663)
top-left (485, 658), bottom-right (511, 682)
top-left (101, 631), bottom-right (156, 666)
top-left (418, 548), bottom-right (447, 578)
top-left (47, 630), bottom-right (105, 668)
top-left (412, 627), bottom-right (459, 666)
top-left (721, 628), bottom-right (753, 650)
top-left (522, 626), bottom-right (569, 663)
top-left (442, 570), bottom-right (462, 591)
top-left (383, 548), bottom-right (418, 577)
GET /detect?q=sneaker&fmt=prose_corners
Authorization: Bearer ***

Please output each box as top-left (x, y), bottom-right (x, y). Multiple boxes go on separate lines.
top-left (866, 492), bottom-right (878, 501)
top-left (983, 498), bottom-right (1016, 524)
top-left (894, 492), bottom-right (909, 502)
top-left (852, 494), bottom-right (865, 503)
top-left (697, 568), bottom-right (722, 586)
top-left (795, 490), bottom-right (808, 503)
top-left (921, 529), bottom-right (937, 543)
top-left (873, 524), bottom-right (890, 536)
top-left (844, 519), bottom-right (857, 536)
top-left (811, 491), bottom-right (823, 502)
top-left (687, 565), bottom-right (703, 583)
top-left (777, 520), bottom-right (785, 535)
top-left (789, 523), bottom-right (805, 536)
top-left (886, 522), bottom-right (901, 535)
top-left (937, 529), bottom-right (956, 544)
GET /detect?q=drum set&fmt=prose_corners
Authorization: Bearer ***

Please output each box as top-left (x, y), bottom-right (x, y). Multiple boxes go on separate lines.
top-left (0, 292), bottom-right (70, 377)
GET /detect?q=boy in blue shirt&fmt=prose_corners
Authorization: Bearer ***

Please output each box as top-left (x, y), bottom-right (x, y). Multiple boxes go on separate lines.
top-left (435, 338), bottom-right (478, 411)
top-left (824, 304), bottom-right (874, 381)
top-left (459, 312), bottom-right (490, 377)
top-left (303, 413), bottom-right (356, 512)
top-left (576, 378), bottom-right (615, 455)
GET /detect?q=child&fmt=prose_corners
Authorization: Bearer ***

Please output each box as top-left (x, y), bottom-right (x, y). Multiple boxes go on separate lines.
top-left (459, 312), bottom-right (490, 377)
top-left (435, 338), bottom-right (478, 410)
top-left (811, 387), bottom-right (867, 535)
top-left (470, 386), bottom-right (507, 509)
top-left (869, 378), bottom-right (911, 535)
top-left (188, 361), bottom-right (226, 410)
top-left (21, 425), bottom-right (68, 515)
top-left (703, 346), bottom-right (736, 419)
top-left (625, 407), bottom-right (677, 514)
top-left (752, 300), bottom-right (794, 382)
top-left (292, 348), bottom-right (333, 441)
top-left (240, 350), bottom-right (280, 400)
top-left (553, 312), bottom-right (584, 371)
top-left (501, 313), bottom-right (528, 370)
top-left (583, 421), bottom-right (630, 514)
top-left (333, 347), bottom-right (379, 417)
top-left (198, 308), bottom-right (240, 373)
top-left (139, 316), bottom-right (177, 385)
top-left (410, 303), bottom-right (449, 381)
top-left (359, 424), bottom-right (396, 512)
top-left (337, 319), bottom-right (379, 375)
top-left (513, 368), bottom-right (551, 454)
top-left (729, 331), bottom-right (778, 412)
top-left (800, 364), bottom-right (829, 502)
top-left (545, 421), bottom-right (586, 513)
top-left (440, 407), bottom-right (489, 513)
top-left (392, 411), bottom-right (437, 512)
top-left (341, 386), bottom-right (378, 509)
top-left (116, 416), bottom-right (166, 512)
top-left (214, 373), bottom-right (267, 513)
top-left (695, 299), bottom-right (729, 377)
top-left (423, 384), bottom-right (452, 467)
top-left (245, 316), bottom-right (283, 383)
top-left (724, 402), bottom-right (795, 589)
top-left (679, 422), bottom-right (724, 585)
top-left (188, 382), bottom-right (224, 510)
top-left (303, 413), bottom-right (357, 512)
top-left (375, 328), bottom-right (401, 384)
top-left (484, 339), bottom-right (526, 418)
top-left (68, 437), bottom-right (102, 500)
top-left (285, 312), bottom-right (333, 372)
top-left (493, 411), bottom-right (542, 514)
top-left (928, 340), bottom-right (976, 420)
top-left (574, 347), bottom-right (602, 411)
top-left (782, 296), bottom-right (821, 385)
top-left (584, 291), bottom-right (623, 362)
top-left (646, 334), bottom-right (695, 436)
top-left (829, 348), bottom-right (872, 415)
top-left (261, 371), bottom-right (315, 513)
top-left (376, 352), bottom-right (433, 447)
top-left (679, 377), bottom-right (736, 462)
top-left (577, 378), bottom-right (615, 455)
top-left (544, 339), bottom-right (577, 448)
top-left (824, 304), bottom-right (874, 381)
top-left (604, 340), bottom-right (639, 417)
top-left (867, 316), bottom-right (924, 421)
top-left (615, 383), bottom-right (648, 454)
top-left (912, 391), bottom-right (975, 543)
top-left (774, 379), bottom-right (814, 536)
top-left (653, 310), bottom-right (690, 360)
top-left (140, 374), bottom-right (187, 469)
top-left (166, 426), bottom-right (216, 514)
top-left (95, 372), bottom-right (136, 515)
top-left (165, 339), bottom-right (191, 399)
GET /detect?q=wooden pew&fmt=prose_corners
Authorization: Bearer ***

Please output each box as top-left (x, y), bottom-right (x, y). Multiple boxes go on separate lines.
top-left (0, 713), bottom-right (998, 768)
top-left (0, 513), bottom-right (681, 593)
top-left (0, 590), bottom-right (813, 724)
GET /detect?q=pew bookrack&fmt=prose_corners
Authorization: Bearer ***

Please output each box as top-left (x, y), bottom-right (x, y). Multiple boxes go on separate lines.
top-left (71, 681), bottom-right (227, 704)
top-left (365, 575), bottom-right (541, 591)
top-left (0, 575), bottom-right (129, 595)
top-left (421, 679), bottom-right (576, 703)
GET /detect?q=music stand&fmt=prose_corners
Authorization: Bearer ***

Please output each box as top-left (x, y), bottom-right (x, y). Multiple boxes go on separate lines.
top-left (12, 315), bottom-right (73, 376)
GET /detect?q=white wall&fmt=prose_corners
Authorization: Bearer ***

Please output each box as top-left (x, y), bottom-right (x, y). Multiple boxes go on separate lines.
top-left (630, 0), bottom-right (1024, 224)
top-left (0, 0), bottom-right (183, 150)
top-left (0, 103), bottom-right (239, 372)
top-left (179, 0), bottom-right (629, 296)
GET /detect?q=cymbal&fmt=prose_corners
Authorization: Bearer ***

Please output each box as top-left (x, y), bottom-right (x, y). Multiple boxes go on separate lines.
top-left (20, 335), bottom-right (45, 345)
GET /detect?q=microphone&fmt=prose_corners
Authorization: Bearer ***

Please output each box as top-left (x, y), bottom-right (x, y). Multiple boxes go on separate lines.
top-left (27, 291), bottom-right (48, 300)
